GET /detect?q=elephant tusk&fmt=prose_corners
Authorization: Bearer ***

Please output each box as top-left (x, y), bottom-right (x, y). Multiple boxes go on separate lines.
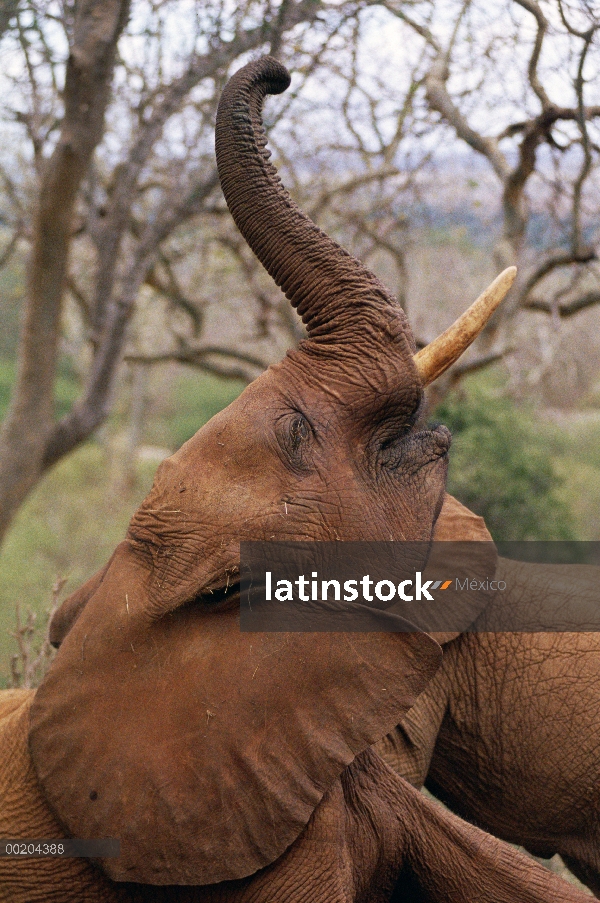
top-left (413, 266), bottom-right (517, 386)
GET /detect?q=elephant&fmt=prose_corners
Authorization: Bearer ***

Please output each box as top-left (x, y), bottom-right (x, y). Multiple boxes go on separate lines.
top-left (0, 55), bottom-right (580, 901)
top-left (1, 686), bottom-right (593, 902)
top-left (377, 495), bottom-right (600, 897)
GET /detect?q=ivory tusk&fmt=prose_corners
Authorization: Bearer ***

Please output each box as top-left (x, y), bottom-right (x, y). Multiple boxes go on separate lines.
top-left (413, 266), bottom-right (517, 387)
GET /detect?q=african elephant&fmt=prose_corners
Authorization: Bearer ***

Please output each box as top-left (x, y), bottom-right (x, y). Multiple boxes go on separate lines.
top-left (379, 495), bottom-right (600, 897)
top-left (1, 687), bottom-right (593, 902)
top-left (1, 55), bottom-right (575, 901)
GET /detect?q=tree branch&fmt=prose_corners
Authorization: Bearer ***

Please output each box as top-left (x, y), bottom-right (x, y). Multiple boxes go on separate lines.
top-left (514, 0), bottom-right (552, 110)
top-left (524, 289), bottom-right (600, 317)
top-left (425, 52), bottom-right (510, 181)
top-left (144, 257), bottom-right (204, 335)
top-left (0, 228), bottom-right (21, 270)
top-left (516, 248), bottom-right (597, 306)
top-left (571, 23), bottom-right (596, 256)
top-left (15, 0), bottom-right (130, 427)
top-left (124, 345), bottom-right (267, 382)
top-left (43, 167), bottom-right (221, 466)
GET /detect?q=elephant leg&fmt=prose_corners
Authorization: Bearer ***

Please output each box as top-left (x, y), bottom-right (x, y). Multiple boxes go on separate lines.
top-left (376, 757), bottom-right (593, 903)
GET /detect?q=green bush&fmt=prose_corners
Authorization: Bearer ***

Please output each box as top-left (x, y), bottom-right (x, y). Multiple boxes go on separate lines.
top-left (435, 382), bottom-right (575, 541)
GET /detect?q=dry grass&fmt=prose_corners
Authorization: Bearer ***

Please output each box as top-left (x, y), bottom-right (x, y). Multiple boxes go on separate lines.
top-left (9, 576), bottom-right (66, 689)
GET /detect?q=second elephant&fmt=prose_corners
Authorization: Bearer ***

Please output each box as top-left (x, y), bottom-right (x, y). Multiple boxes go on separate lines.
top-left (379, 496), bottom-right (600, 897)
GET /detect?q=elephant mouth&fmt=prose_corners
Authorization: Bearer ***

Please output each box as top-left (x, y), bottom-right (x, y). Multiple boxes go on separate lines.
top-left (386, 423), bottom-right (451, 477)
top-left (418, 424), bottom-right (452, 468)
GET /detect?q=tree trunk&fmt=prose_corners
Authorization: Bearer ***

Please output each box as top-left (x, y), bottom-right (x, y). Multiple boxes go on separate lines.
top-left (0, 0), bottom-right (130, 544)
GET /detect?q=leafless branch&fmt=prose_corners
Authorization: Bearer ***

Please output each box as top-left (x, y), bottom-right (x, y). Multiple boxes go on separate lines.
top-left (125, 345), bottom-right (267, 382)
top-left (0, 228), bottom-right (21, 269)
top-left (452, 349), bottom-right (508, 378)
top-left (425, 52), bottom-right (510, 181)
top-left (524, 289), bottom-right (600, 317)
top-left (571, 23), bottom-right (596, 256)
top-left (517, 248), bottom-right (597, 305)
top-left (145, 257), bottom-right (204, 334)
top-left (514, 0), bottom-right (552, 109)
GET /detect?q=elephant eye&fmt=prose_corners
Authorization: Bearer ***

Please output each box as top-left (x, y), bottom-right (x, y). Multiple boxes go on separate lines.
top-left (276, 411), bottom-right (313, 471)
top-left (290, 415), bottom-right (310, 452)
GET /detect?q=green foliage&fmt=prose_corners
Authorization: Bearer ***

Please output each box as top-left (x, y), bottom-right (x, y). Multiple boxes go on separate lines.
top-left (54, 355), bottom-right (81, 419)
top-left (0, 358), bottom-right (15, 421)
top-left (0, 444), bottom-right (158, 678)
top-left (0, 356), bottom-right (81, 423)
top-left (436, 381), bottom-right (576, 541)
top-left (147, 369), bottom-right (246, 449)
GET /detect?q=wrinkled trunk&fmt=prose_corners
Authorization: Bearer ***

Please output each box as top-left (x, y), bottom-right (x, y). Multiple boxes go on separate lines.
top-left (216, 57), bottom-right (415, 357)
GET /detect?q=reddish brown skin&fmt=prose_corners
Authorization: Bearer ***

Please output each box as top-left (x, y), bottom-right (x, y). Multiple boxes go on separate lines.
top-left (28, 355), bottom-right (448, 886)
top-left (29, 54), bottom-right (450, 890)
top-left (13, 56), bottom-right (588, 902)
top-left (1, 691), bottom-right (594, 902)
top-left (421, 587), bottom-right (600, 897)
top-left (381, 500), bottom-right (600, 897)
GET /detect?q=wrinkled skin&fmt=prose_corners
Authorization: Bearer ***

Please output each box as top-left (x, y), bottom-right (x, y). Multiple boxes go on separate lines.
top-left (1, 689), bottom-right (593, 903)
top-left (4, 55), bottom-right (585, 902)
top-left (378, 506), bottom-right (600, 897)
top-left (27, 354), bottom-right (448, 887)
top-left (427, 624), bottom-right (600, 896)
top-left (4, 500), bottom-right (590, 902)
top-left (28, 55), bottom-right (452, 890)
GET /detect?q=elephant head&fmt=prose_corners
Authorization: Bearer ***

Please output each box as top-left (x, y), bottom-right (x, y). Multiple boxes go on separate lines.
top-left (28, 57), bottom-right (515, 889)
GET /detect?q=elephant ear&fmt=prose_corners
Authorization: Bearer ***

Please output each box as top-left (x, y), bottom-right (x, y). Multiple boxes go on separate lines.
top-left (48, 548), bottom-right (119, 647)
top-left (29, 542), bottom-right (441, 887)
top-left (433, 493), bottom-right (494, 542)
top-left (428, 493), bottom-right (497, 645)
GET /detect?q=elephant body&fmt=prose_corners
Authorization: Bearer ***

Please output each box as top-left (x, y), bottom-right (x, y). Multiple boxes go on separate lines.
top-left (381, 556), bottom-right (600, 896)
top-left (0, 688), bottom-right (594, 903)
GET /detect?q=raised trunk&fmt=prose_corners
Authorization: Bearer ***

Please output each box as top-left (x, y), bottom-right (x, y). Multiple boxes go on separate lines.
top-left (216, 57), bottom-right (415, 355)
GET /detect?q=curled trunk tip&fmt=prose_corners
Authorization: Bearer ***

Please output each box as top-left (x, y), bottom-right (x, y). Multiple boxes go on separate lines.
top-left (216, 56), bottom-right (413, 353)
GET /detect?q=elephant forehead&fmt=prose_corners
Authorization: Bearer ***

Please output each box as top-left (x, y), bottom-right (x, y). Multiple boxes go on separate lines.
top-left (29, 547), bottom-right (441, 886)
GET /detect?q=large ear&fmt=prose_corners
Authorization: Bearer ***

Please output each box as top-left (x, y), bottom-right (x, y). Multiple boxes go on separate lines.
top-left (29, 541), bottom-right (441, 887)
top-left (433, 492), bottom-right (494, 542)
top-left (48, 547), bottom-right (121, 648)
top-left (427, 493), bottom-right (497, 646)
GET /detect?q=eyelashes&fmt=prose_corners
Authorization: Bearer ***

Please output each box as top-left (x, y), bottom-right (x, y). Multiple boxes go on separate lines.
top-left (289, 414), bottom-right (310, 452)
top-left (275, 410), bottom-right (314, 472)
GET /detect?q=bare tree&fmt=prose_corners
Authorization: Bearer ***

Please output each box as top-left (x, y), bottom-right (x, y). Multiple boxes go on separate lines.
top-left (0, 0), bottom-right (368, 543)
top-left (381, 0), bottom-right (600, 400)
top-left (0, 0), bottom-right (131, 541)
top-left (2, 0), bottom-right (600, 545)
